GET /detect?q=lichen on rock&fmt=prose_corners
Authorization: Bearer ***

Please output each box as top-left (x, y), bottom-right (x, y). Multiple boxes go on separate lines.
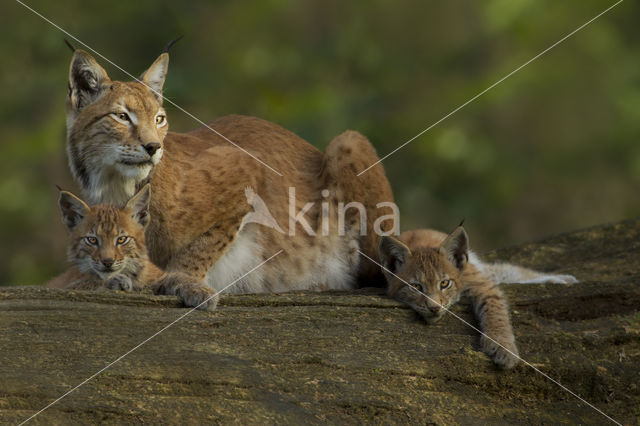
top-left (1, 220), bottom-right (639, 423)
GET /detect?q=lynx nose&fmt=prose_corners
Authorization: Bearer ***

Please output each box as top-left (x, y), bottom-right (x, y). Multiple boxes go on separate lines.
top-left (143, 142), bottom-right (161, 157)
top-left (429, 305), bottom-right (441, 314)
top-left (102, 258), bottom-right (114, 268)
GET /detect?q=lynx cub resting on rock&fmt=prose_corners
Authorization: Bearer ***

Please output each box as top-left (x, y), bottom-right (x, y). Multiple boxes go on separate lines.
top-left (47, 185), bottom-right (217, 308)
top-left (379, 226), bottom-right (521, 369)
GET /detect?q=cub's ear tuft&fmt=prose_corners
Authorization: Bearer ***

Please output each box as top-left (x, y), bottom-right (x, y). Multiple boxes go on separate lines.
top-left (59, 191), bottom-right (90, 231)
top-left (378, 236), bottom-right (411, 275)
top-left (126, 184), bottom-right (151, 227)
top-left (68, 50), bottom-right (111, 110)
top-left (63, 38), bottom-right (76, 52)
top-left (440, 226), bottom-right (469, 271)
top-left (139, 53), bottom-right (169, 103)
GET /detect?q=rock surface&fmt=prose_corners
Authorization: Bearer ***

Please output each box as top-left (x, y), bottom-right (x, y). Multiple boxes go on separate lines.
top-left (1, 220), bottom-right (639, 424)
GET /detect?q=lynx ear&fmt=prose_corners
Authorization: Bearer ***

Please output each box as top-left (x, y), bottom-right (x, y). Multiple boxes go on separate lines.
top-left (68, 50), bottom-right (111, 110)
top-left (440, 226), bottom-right (469, 271)
top-left (125, 184), bottom-right (151, 227)
top-left (139, 53), bottom-right (169, 103)
top-left (378, 236), bottom-right (411, 275)
top-left (59, 191), bottom-right (90, 231)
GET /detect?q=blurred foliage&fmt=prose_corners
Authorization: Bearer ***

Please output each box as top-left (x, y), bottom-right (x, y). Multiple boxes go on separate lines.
top-left (1, 0), bottom-right (639, 285)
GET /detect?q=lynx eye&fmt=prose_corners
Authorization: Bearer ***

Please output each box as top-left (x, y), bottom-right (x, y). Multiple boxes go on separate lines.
top-left (116, 236), bottom-right (129, 245)
top-left (155, 115), bottom-right (166, 126)
top-left (410, 282), bottom-right (424, 292)
top-left (85, 236), bottom-right (98, 245)
top-left (118, 113), bottom-right (131, 122)
top-left (440, 279), bottom-right (452, 290)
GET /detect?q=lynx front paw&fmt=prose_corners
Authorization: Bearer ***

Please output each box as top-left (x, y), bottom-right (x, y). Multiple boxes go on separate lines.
top-left (178, 283), bottom-right (218, 311)
top-left (481, 335), bottom-right (519, 369)
top-left (106, 274), bottom-right (134, 292)
top-left (152, 273), bottom-right (218, 311)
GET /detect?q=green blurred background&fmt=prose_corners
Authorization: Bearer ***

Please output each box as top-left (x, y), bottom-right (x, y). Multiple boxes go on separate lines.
top-left (1, 0), bottom-right (638, 286)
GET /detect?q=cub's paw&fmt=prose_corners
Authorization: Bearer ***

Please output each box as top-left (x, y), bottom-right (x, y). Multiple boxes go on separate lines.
top-left (481, 335), bottom-right (519, 369)
top-left (106, 274), bottom-right (134, 292)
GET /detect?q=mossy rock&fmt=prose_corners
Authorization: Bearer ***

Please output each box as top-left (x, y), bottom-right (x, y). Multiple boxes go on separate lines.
top-left (1, 220), bottom-right (639, 424)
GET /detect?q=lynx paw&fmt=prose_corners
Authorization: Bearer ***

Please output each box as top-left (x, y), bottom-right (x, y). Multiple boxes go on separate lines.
top-left (152, 275), bottom-right (218, 311)
top-left (106, 274), bottom-right (134, 292)
top-left (178, 283), bottom-right (219, 311)
top-left (481, 335), bottom-right (519, 369)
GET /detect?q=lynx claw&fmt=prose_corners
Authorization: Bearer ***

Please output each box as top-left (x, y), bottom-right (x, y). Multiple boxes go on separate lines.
top-left (481, 335), bottom-right (519, 369)
top-left (179, 283), bottom-right (219, 311)
top-left (106, 274), bottom-right (134, 292)
top-left (152, 276), bottom-right (218, 311)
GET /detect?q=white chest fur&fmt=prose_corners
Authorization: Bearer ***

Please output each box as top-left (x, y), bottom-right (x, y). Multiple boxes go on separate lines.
top-left (205, 225), bottom-right (359, 294)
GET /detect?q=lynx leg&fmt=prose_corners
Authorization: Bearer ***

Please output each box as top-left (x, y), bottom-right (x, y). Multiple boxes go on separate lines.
top-left (152, 217), bottom-right (244, 311)
top-left (153, 245), bottom-right (220, 311)
top-left (464, 270), bottom-right (520, 369)
top-left (152, 271), bottom-right (218, 311)
top-left (321, 131), bottom-right (395, 283)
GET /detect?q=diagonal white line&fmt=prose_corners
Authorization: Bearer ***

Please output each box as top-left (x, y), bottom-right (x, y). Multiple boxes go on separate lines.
top-left (357, 0), bottom-right (624, 176)
top-left (358, 249), bottom-right (621, 425)
top-left (13, 0), bottom-right (284, 177)
top-left (19, 250), bottom-right (283, 425)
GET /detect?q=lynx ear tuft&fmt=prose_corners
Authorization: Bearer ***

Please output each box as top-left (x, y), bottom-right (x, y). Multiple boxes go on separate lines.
top-left (68, 50), bottom-right (111, 110)
top-left (63, 38), bottom-right (76, 52)
top-left (126, 185), bottom-right (152, 227)
top-left (440, 226), bottom-right (469, 271)
top-left (162, 36), bottom-right (183, 54)
top-left (378, 236), bottom-right (411, 275)
top-left (59, 191), bottom-right (90, 231)
top-left (139, 53), bottom-right (169, 103)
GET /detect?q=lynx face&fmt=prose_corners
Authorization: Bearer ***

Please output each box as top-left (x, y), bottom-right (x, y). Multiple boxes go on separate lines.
top-left (59, 185), bottom-right (152, 280)
top-left (379, 227), bottom-right (469, 323)
top-left (66, 50), bottom-right (169, 204)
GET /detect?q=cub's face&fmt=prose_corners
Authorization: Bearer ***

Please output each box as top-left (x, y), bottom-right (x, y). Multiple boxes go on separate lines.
top-left (69, 206), bottom-right (145, 278)
top-left (387, 250), bottom-right (464, 323)
top-left (58, 185), bottom-right (152, 280)
top-left (66, 50), bottom-right (170, 192)
top-left (379, 227), bottom-right (469, 323)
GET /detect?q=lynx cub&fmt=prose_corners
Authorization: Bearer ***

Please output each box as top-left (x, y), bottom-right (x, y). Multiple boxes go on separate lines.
top-left (46, 185), bottom-right (218, 310)
top-left (379, 226), bottom-right (519, 369)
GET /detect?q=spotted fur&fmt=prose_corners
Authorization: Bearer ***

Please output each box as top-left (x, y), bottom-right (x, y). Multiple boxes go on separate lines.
top-left (63, 49), bottom-right (395, 308)
top-left (46, 186), bottom-right (218, 310)
top-left (379, 227), bottom-right (519, 369)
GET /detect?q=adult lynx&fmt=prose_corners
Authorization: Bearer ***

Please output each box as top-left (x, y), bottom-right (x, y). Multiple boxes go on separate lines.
top-left (64, 48), bottom-right (394, 308)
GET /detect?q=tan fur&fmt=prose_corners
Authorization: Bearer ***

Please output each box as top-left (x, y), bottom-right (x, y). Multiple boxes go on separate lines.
top-left (63, 50), bottom-right (394, 307)
top-left (46, 186), bottom-right (218, 309)
top-left (379, 227), bottom-right (519, 369)
top-left (401, 229), bottom-right (578, 285)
